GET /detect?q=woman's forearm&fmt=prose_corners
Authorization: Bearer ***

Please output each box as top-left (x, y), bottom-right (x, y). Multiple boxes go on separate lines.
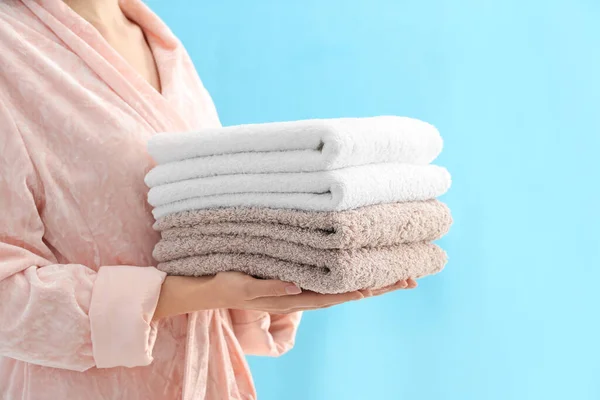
top-left (152, 275), bottom-right (214, 321)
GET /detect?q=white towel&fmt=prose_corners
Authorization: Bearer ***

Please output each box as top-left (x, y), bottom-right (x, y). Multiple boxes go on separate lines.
top-left (150, 163), bottom-right (451, 218)
top-left (145, 116), bottom-right (442, 186)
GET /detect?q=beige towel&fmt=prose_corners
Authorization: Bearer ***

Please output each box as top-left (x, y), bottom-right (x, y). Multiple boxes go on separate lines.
top-left (154, 200), bottom-right (452, 249)
top-left (156, 242), bottom-right (446, 294)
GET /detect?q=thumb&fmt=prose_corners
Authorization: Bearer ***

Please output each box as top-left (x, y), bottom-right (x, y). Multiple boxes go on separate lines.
top-left (244, 278), bottom-right (302, 299)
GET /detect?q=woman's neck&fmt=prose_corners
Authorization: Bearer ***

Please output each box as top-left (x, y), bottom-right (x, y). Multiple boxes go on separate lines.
top-left (63, 0), bottom-right (129, 29)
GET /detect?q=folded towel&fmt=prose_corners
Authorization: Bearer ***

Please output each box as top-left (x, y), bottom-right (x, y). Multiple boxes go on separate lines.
top-left (156, 242), bottom-right (447, 294)
top-left (150, 163), bottom-right (451, 218)
top-left (154, 200), bottom-right (452, 250)
top-left (145, 116), bottom-right (442, 186)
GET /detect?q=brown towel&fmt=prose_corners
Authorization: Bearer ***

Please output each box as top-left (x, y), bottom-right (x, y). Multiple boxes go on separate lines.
top-left (154, 200), bottom-right (452, 249)
top-left (156, 242), bottom-right (447, 294)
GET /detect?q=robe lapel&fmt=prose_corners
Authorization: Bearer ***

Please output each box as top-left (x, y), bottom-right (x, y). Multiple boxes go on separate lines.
top-left (22, 0), bottom-right (191, 133)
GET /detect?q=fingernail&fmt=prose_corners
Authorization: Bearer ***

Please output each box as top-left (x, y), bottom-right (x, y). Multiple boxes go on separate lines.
top-left (285, 285), bottom-right (302, 295)
top-left (400, 281), bottom-right (408, 288)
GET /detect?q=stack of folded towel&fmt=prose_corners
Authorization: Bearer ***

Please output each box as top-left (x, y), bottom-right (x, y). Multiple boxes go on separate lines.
top-left (145, 116), bottom-right (452, 294)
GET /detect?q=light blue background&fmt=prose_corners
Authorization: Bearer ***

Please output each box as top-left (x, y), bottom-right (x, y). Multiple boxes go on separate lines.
top-left (150, 1), bottom-right (600, 399)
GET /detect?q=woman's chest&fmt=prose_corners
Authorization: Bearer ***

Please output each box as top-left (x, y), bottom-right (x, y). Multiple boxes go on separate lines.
top-left (4, 23), bottom-right (217, 265)
top-left (15, 83), bottom-right (162, 266)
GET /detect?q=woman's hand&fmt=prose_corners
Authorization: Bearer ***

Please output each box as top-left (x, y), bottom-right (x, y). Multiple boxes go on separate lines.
top-left (207, 272), bottom-right (368, 313)
top-left (360, 278), bottom-right (418, 298)
top-left (153, 272), bottom-right (416, 321)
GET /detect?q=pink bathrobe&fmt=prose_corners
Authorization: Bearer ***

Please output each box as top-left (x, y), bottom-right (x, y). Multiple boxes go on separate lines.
top-left (0, 1), bottom-right (301, 399)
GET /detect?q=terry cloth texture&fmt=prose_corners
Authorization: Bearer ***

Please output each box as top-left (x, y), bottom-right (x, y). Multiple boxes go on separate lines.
top-left (145, 116), bottom-right (443, 186)
top-left (154, 200), bottom-right (452, 250)
top-left (150, 163), bottom-right (451, 218)
top-left (156, 242), bottom-right (447, 294)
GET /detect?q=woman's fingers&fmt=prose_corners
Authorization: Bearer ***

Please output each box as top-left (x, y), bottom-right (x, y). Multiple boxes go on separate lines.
top-left (287, 291), bottom-right (363, 310)
top-left (298, 291), bottom-right (364, 308)
top-left (243, 278), bottom-right (302, 299)
top-left (240, 275), bottom-right (418, 313)
top-left (365, 278), bottom-right (419, 297)
top-left (248, 290), bottom-right (363, 312)
top-left (371, 280), bottom-right (408, 296)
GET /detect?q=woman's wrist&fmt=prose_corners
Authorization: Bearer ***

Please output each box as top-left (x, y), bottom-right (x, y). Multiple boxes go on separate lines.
top-left (152, 275), bottom-right (214, 321)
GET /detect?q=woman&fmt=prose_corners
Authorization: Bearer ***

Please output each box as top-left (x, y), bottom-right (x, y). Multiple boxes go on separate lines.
top-left (0, 0), bottom-right (416, 399)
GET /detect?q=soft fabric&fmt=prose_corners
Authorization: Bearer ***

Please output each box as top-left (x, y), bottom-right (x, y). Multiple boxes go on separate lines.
top-left (0, 1), bottom-right (299, 400)
top-left (157, 242), bottom-right (446, 294)
top-left (150, 163), bottom-right (451, 218)
top-left (145, 116), bottom-right (443, 186)
top-left (155, 200), bottom-right (452, 249)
